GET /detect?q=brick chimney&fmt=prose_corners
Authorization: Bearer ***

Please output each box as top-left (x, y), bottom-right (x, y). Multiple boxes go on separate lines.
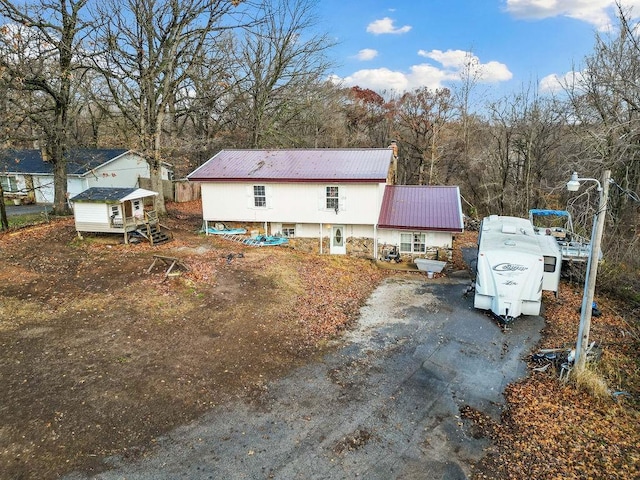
top-left (387, 140), bottom-right (398, 185)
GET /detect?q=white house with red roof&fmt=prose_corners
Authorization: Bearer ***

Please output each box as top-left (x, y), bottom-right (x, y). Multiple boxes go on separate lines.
top-left (187, 149), bottom-right (463, 259)
top-left (377, 185), bottom-right (464, 257)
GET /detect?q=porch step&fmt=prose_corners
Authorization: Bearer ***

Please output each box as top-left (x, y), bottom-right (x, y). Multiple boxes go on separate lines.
top-left (133, 224), bottom-right (172, 245)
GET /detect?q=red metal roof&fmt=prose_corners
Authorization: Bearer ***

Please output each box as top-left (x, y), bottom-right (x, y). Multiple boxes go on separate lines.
top-left (187, 149), bottom-right (393, 182)
top-left (377, 185), bottom-right (464, 232)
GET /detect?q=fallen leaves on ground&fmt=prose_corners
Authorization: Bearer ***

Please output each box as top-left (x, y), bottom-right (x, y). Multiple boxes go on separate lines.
top-left (471, 282), bottom-right (640, 480)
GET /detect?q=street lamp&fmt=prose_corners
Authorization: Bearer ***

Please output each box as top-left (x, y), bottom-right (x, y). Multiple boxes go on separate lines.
top-left (566, 170), bottom-right (611, 372)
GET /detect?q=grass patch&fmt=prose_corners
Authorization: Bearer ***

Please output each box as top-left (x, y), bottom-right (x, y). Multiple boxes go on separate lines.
top-left (5, 212), bottom-right (50, 229)
top-left (572, 364), bottom-right (612, 400)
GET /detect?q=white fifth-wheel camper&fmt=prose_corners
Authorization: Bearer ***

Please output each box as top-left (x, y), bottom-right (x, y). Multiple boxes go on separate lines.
top-left (474, 215), bottom-right (562, 323)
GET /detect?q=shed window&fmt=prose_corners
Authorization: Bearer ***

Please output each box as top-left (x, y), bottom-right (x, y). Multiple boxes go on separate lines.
top-left (1, 175), bottom-right (18, 192)
top-left (400, 232), bottom-right (426, 254)
top-left (254, 185), bottom-right (266, 207)
top-left (326, 186), bottom-right (339, 210)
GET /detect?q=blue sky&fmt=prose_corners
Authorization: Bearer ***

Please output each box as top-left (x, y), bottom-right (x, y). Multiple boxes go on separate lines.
top-left (316, 0), bottom-right (640, 98)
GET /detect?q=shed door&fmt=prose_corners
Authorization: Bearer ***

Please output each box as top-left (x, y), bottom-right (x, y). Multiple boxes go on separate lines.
top-left (330, 225), bottom-right (346, 255)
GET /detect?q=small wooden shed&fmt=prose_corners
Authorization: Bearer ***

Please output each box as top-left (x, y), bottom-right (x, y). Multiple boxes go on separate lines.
top-left (70, 187), bottom-right (158, 243)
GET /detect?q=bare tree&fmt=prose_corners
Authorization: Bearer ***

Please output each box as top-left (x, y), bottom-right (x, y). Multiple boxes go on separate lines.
top-left (564, 3), bottom-right (640, 238)
top-left (475, 85), bottom-right (567, 217)
top-left (0, 0), bottom-right (90, 214)
top-left (90, 0), bottom-right (246, 215)
top-left (230, 0), bottom-right (335, 148)
top-left (391, 87), bottom-right (453, 185)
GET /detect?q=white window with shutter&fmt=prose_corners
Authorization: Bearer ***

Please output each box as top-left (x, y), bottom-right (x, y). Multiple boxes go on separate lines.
top-left (319, 185), bottom-right (346, 212)
top-left (248, 185), bottom-right (271, 209)
top-left (254, 185), bottom-right (266, 207)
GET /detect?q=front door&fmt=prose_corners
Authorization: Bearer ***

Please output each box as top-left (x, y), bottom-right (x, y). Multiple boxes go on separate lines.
top-left (330, 225), bottom-right (346, 255)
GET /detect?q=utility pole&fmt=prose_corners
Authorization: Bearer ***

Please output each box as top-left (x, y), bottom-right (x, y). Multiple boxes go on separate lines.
top-left (574, 169), bottom-right (611, 372)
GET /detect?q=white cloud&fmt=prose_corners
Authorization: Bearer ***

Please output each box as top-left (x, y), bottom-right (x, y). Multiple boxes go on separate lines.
top-left (340, 68), bottom-right (410, 92)
top-left (539, 70), bottom-right (586, 93)
top-left (405, 64), bottom-right (454, 90)
top-left (334, 50), bottom-right (512, 93)
top-left (419, 49), bottom-right (513, 82)
top-left (481, 61), bottom-right (514, 82)
top-left (419, 49), bottom-right (469, 68)
top-left (355, 48), bottom-right (378, 61)
top-left (366, 17), bottom-right (412, 35)
top-left (506, 0), bottom-right (640, 30)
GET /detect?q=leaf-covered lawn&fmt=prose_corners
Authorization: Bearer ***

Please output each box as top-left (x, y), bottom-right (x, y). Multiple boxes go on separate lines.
top-left (470, 263), bottom-right (640, 479)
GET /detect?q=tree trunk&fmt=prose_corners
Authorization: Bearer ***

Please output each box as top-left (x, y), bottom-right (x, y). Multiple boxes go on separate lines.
top-left (151, 128), bottom-right (167, 216)
top-left (52, 149), bottom-right (70, 215)
top-left (0, 183), bottom-right (8, 230)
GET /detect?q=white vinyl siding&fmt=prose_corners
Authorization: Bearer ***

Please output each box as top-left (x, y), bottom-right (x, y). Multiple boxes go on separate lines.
top-left (203, 182), bottom-right (375, 224)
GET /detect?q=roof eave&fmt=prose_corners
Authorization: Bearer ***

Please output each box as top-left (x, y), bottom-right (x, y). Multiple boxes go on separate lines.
top-left (377, 225), bottom-right (464, 233)
top-left (188, 177), bottom-right (387, 183)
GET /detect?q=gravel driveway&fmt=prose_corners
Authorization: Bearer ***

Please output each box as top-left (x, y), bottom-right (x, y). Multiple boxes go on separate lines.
top-left (65, 273), bottom-right (543, 480)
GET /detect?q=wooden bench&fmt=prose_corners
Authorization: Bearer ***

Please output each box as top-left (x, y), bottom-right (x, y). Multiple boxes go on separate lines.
top-left (146, 255), bottom-right (190, 281)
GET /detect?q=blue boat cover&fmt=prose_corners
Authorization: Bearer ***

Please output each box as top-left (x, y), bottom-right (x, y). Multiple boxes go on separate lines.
top-left (529, 209), bottom-right (570, 217)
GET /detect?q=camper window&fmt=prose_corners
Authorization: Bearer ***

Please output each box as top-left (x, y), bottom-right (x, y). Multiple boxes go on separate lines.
top-left (543, 256), bottom-right (557, 273)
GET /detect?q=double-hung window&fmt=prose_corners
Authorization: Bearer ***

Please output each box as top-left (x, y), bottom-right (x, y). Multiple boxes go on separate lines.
top-left (400, 232), bottom-right (426, 254)
top-left (253, 185), bottom-right (266, 207)
top-left (1, 175), bottom-right (17, 192)
top-left (326, 186), bottom-right (339, 211)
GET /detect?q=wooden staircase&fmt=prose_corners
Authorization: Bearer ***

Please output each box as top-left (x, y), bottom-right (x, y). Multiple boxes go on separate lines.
top-left (133, 210), bottom-right (172, 245)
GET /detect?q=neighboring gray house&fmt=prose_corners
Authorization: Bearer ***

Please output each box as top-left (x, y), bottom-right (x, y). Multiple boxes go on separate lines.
top-left (0, 149), bottom-right (173, 204)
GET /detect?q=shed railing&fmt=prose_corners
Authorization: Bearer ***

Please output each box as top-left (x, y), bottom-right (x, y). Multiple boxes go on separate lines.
top-left (110, 215), bottom-right (144, 229)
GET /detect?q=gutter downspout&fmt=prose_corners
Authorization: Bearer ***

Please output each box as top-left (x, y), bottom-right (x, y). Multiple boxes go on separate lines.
top-left (373, 224), bottom-right (378, 261)
top-left (320, 223), bottom-right (323, 254)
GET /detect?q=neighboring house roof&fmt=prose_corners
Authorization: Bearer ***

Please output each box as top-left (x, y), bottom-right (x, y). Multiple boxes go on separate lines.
top-left (0, 149), bottom-right (129, 175)
top-left (70, 187), bottom-right (158, 203)
top-left (378, 185), bottom-right (464, 232)
top-left (187, 149), bottom-right (394, 183)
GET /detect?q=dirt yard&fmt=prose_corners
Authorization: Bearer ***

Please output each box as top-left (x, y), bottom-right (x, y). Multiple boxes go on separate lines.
top-left (0, 202), bottom-right (390, 479)
top-left (2, 203), bottom-right (638, 480)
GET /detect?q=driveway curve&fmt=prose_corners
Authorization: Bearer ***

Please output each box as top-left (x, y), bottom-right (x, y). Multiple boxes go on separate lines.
top-left (66, 274), bottom-right (543, 480)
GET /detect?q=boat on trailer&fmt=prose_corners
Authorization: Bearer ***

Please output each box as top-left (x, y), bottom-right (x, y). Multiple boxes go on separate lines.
top-left (528, 209), bottom-right (595, 262)
top-left (474, 215), bottom-right (562, 323)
